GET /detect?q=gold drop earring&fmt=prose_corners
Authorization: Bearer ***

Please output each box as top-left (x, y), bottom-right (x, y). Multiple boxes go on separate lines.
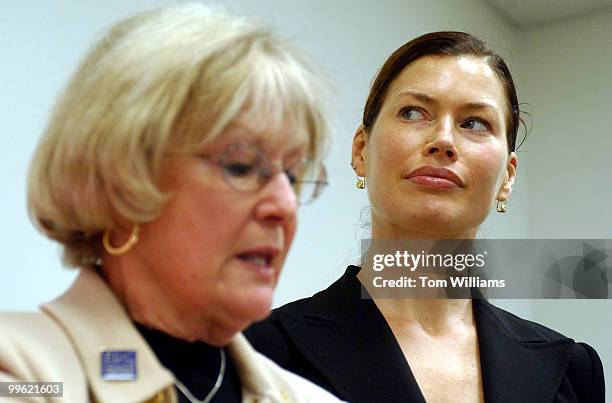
top-left (350, 161), bottom-right (366, 189)
top-left (496, 199), bottom-right (508, 213)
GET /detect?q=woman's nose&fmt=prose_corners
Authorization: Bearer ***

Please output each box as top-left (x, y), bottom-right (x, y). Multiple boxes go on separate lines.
top-left (254, 172), bottom-right (298, 224)
top-left (423, 115), bottom-right (458, 161)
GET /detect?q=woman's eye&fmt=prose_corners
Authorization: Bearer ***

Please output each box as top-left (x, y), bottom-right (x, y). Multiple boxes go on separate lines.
top-left (284, 169), bottom-right (298, 185)
top-left (461, 118), bottom-right (490, 132)
top-left (400, 107), bottom-right (426, 121)
top-left (284, 162), bottom-right (305, 185)
top-left (224, 162), bottom-right (256, 177)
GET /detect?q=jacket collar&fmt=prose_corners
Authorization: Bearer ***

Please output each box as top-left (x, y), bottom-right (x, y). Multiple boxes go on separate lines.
top-left (473, 298), bottom-right (575, 403)
top-left (40, 268), bottom-right (285, 403)
top-left (277, 266), bottom-right (426, 403)
top-left (41, 268), bottom-right (176, 403)
top-left (274, 266), bottom-right (576, 403)
top-left (228, 333), bottom-right (286, 401)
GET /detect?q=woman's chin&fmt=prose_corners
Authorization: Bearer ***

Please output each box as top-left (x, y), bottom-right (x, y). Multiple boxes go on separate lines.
top-left (226, 287), bottom-right (275, 325)
top-left (243, 292), bottom-right (275, 322)
top-left (200, 294), bottom-right (273, 345)
top-left (397, 207), bottom-right (482, 237)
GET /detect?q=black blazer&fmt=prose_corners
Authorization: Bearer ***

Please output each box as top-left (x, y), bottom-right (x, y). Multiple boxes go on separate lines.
top-left (246, 266), bottom-right (605, 403)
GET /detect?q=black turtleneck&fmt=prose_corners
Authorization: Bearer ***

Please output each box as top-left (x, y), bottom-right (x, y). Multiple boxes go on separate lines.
top-left (136, 324), bottom-right (242, 403)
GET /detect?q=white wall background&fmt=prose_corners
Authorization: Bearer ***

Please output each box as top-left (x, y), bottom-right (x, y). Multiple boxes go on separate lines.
top-left (1, 0), bottom-right (609, 398)
top-left (511, 10), bottom-right (612, 399)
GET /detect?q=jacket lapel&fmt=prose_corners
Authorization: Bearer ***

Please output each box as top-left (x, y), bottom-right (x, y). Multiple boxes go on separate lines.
top-left (473, 298), bottom-right (575, 403)
top-left (228, 333), bottom-right (286, 401)
top-left (275, 266), bottom-right (426, 403)
top-left (276, 267), bottom-right (576, 403)
top-left (41, 268), bottom-right (176, 403)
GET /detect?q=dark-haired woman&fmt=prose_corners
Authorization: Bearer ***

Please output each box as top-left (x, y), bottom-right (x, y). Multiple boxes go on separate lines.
top-left (246, 32), bottom-right (605, 403)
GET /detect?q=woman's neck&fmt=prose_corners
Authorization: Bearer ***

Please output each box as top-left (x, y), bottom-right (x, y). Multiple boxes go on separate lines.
top-left (100, 255), bottom-right (239, 346)
top-left (371, 224), bottom-right (478, 240)
top-left (371, 216), bottom-right (478, 240)
top-left (372, 297), bottom-right (474, 336)
top-left (365, 222), bottom-right (478, 332)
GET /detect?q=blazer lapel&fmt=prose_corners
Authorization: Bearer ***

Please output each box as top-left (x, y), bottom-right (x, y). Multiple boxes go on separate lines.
top-left (474, 299), bottom-right (575, 403)
top-left (41, 268), bottom-right (175, 403)
top-left (276, 267), bottom-right (577, 403)
top-left (228, 333), bottom-right (286, 401)
top-left (275, 266), bottom-right (426, 403)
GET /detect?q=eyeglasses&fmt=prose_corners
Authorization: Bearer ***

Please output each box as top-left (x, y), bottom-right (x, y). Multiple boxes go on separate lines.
top-left (179, 142), bottom-right (328, 205)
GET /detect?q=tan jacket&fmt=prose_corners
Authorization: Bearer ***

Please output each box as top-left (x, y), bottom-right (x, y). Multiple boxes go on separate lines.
top-left (0, 268), bottom-right (344, 403)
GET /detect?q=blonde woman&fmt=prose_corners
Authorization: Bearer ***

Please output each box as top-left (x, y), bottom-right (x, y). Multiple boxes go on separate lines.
top-left (0, 4), bottom-right (343, 403)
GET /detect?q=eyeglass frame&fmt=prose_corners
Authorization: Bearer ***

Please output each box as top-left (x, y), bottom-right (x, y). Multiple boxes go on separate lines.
top-left (171, 142), bottom-right (328, 205)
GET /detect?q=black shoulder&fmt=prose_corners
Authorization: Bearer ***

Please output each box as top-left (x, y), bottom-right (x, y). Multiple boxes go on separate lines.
top-left (565, 342), bottom-right (606, 402)
top-left (245, 297), bottom-right (337, 393)
top-left (244, 297), bottom-right (312, 365)
top-left (477, 300), bottom-right (571, 342)
top-left (274, 296), bottom-right (313, 317)
top-left (477, 301), bottom-right (605, 401)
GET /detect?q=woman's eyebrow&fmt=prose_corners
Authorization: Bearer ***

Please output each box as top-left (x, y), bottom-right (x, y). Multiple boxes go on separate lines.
top-left (461, 101), bottom-right (499, 113)
top-left (396, 90), bottom-right (438, 105)
top-left (398, 90), bottom-right (499, 113)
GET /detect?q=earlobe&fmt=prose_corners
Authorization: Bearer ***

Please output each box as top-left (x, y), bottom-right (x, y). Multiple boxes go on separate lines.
top-left (497, 182), bottom-right (512, 201)
top-left (351, 125), bottom-right (368, 177)
top-left (497, 152), bottom-right (518, 201)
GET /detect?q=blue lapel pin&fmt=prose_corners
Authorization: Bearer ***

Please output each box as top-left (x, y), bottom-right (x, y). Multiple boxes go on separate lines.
top-left (100, 349), bottom-right (137, 381)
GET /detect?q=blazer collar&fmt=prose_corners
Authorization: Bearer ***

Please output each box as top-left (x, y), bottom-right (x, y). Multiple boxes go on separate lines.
top-left (228, 333), bottom-right (290, 401)
top-left (41, 268), bottom-right (176, 403)
top-left (277, 266), bottom-right (426, 403)
top-left (275, 266), bottom-right (576, 403)
top-left (41, 268), bottom-right (289, 403)
top-left (473, 298), bottom-right (575, 403)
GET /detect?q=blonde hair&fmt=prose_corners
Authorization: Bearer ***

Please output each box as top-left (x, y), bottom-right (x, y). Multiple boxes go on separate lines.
top-left (28, 3), bottom-right (330, 268)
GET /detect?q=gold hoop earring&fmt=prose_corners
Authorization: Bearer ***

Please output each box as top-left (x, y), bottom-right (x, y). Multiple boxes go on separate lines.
top-left (496, 200), bottom-right (508, 214)
top-left (103, 224), bottom-right (140, 256)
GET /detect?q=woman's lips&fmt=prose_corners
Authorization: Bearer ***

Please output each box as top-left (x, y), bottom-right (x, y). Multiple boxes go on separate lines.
top-left (405, 166), bottom-right (464, 189)
top-left (235, 248), bottom-right (280, 282)
top-left (236, 257), bottom-right (276, 281)
top-left (407, 175), bottom-right (460, 189)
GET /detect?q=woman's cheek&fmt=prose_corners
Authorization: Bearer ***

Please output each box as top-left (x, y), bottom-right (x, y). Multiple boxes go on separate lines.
top-left (474, 156), bottom-right (506, 199)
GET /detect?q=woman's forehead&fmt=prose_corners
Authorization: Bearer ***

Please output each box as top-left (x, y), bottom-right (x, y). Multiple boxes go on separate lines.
top-left (388, 55), bottom-right (505, 110)
top-left (204, 118), bottom-right (309, 155)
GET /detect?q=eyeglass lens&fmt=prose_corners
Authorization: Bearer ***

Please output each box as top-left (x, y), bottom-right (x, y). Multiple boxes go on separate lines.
top-left (218, 143), bottom-right (326, 204)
